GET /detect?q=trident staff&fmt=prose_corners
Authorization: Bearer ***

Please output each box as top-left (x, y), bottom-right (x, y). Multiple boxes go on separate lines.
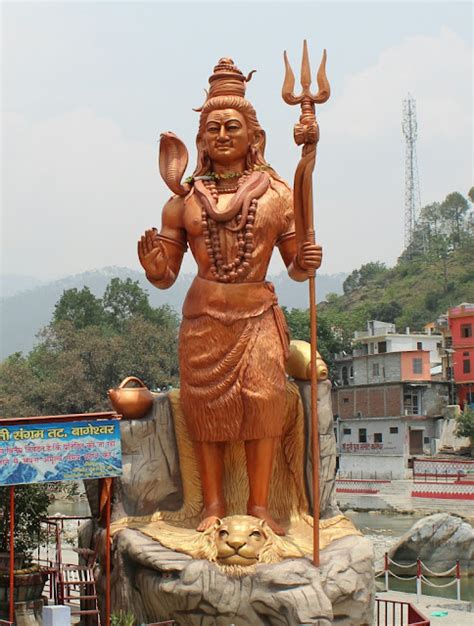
top-left (282, 40), bottom-right (330, 566)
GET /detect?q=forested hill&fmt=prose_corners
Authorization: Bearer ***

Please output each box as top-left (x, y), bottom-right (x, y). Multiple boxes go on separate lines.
top-left (319, 190), bottom-right (474, 337)
top-left (0, 268), bottom-right (346, 359)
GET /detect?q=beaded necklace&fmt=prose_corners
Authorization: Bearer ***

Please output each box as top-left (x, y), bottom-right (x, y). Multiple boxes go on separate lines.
top-left (200, 170), bottom-right (256, 283)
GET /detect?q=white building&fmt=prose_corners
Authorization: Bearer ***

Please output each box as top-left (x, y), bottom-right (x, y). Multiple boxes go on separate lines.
top-left (353, 320), bottom-right (442, 365)
top-left (336, 415), bottom-right (443, 479)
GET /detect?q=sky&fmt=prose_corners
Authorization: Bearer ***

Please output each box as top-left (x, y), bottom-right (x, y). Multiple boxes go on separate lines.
top-left (1, 0), bottom-right (472, 280)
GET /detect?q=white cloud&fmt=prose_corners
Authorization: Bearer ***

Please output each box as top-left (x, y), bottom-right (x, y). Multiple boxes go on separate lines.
top-left (2, 28), bottom-right (472, 280)
top-left (1, 108), bottom-right (192, 277)
top-left (325, 27), bottom-right (472, 141)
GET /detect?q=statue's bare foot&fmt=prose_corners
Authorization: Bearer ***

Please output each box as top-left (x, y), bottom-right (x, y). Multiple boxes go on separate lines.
top-left (197, 503), bottom-right (225, 532)
top-left (247, 504), bottom-right (285, 536)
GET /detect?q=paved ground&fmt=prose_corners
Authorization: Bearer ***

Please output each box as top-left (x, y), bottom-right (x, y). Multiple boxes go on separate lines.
top-left (377, 591), bottom-right (473, 625)
top-left (337, 479), bottom-right (474, 520)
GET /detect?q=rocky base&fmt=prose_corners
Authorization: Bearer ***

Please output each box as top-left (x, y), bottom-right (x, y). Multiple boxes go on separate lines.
top-left (100, 530), bottom-right (374, 626)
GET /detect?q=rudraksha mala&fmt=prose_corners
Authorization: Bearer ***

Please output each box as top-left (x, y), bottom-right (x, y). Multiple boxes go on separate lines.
top-left (201, 171), bottom-right (257, 283)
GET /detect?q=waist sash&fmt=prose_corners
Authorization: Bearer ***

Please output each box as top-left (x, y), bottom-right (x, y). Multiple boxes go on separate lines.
top-left (182, 276), bottom-right (289, 358)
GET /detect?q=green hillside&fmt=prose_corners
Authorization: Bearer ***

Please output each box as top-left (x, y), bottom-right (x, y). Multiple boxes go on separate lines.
top-left (319, 190), bottom-right (474, 338)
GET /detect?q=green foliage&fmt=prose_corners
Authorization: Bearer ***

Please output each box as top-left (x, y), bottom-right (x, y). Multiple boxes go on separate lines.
top-left (343, 262), bottom-right (389, 295)
top-left (0, 279), bottom-right (179, 417)
top-left (0, 484), bottom-right (53, 560)
top-left (103, 277), bottom-right (153, 330)
top-left (403, 191), bottom-right (473, 261)
top-left (110, 611), bottom-right (136, 626)
top-left (283, 307), bottom-right (351, 380)
top-left (456, 406), bottom-right (474, 440)
top-left (53, 286), bottom-right (105, 329)
top-left (320, 190), bottom-right (473, 334)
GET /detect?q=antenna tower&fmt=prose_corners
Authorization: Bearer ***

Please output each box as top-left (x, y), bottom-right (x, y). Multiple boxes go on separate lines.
top-left (402, 94), bottom-right (421, 249)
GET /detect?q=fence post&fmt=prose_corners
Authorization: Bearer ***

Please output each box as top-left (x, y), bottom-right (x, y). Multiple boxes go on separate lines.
top-left (384, 552), bottom-right (389, 592)
top-left (456, 561), bottom-right (461, 601)
top-left (416, 557), bottom-right (422, 603)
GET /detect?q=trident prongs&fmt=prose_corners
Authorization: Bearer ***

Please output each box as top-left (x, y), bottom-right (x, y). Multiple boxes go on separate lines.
top-left (282, 40), bottom-right (330, 106)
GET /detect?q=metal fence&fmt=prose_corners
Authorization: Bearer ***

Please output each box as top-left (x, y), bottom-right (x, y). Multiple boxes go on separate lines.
top-left (413, 457), bottom-right (474, 483)
top-left (375, 598), bottom-right (430, 625)
top-left (376, 553), bottom-right (462, 602)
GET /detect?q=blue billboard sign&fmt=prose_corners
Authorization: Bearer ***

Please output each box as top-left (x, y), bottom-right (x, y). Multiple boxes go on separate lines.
top-left (0, 419), bottom-right (122, 485)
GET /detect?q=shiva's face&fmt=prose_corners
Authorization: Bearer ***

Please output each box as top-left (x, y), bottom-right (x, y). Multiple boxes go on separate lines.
top-left (203, 109), bottom-right (251, 167)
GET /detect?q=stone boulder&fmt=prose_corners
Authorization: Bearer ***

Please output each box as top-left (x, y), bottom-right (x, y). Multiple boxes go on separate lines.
top-left (388, 513), bottom-right (474, 574)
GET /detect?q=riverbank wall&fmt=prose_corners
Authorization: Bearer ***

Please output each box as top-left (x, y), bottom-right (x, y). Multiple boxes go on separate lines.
top-left (337, 479), bottom-right (474, 520)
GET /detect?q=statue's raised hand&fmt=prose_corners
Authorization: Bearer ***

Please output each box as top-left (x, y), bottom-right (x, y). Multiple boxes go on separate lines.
top-left (138, 228), bottom-right (168, 281)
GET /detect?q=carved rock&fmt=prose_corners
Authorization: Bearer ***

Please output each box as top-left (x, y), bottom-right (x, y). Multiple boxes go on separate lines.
top-left (100, 528), bottom-right (373, 625)
top-left (85, 381), bottom-right (374, 624)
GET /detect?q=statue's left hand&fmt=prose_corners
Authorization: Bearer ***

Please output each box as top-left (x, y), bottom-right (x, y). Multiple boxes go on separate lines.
top-left (296, 242), bottom-right (323, 271)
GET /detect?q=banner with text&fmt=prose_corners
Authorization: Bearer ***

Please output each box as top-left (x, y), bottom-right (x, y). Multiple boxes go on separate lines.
top-left (0, 419), bottom-right (122, 485)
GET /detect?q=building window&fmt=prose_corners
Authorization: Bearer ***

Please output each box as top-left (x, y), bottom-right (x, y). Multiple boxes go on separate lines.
top-left (417, 341), bottom-right (423, 350)
top-left (350, 366), bottom-right (354, 378)
top-left (461, 324), bottom-right (472, 338)
top-left (343, 428), bottom-right (351, 435)
top-left (412, 358), bottom-right (423, 374)
top-left (463, 359), bottom-right (471, 374)
top-left (445, 337), bottom-right (453, 348)
top-left (378, 341), bottom-right (387, 353)
top-left (343, 397), bottom-right (349, 404)
top-left (390, 427), bottom-right (399, 434)
top-left (464, 351), bottom-right (470, 356)
top-left (404, 390), bottom-right (421, 415)
top-left (372, 363), bottom-right (380, 376)
top-left (374, 433), bottom-right (383, 443)
top-left (358, 428), bottom-right (367, 443)
top-left (424, 436), bottom-right (430, 444)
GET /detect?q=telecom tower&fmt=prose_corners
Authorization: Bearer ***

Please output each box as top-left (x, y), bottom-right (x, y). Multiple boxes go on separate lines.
top-left (402, 94), bottom-right (421, 249)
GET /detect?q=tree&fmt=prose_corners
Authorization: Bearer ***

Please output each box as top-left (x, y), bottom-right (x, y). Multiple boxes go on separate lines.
top-left (456, 406), bottom-right (474, 457)
top-left (440, 192), bottom-right (470, 249)
top-left (0, 484), bottom-right (52, 561)
top-left (103, 278), bottom-right (153, 330)
top-left (343, 262), bottom-right (388, 294)
top-left (283, 307), bottom-right (350, 380)
top-left (1, 279), bottom-right (180, 418)
top-left (53, 287), bottom-right (105, 329)
top-left (368, 301), bottom-right (402, 323)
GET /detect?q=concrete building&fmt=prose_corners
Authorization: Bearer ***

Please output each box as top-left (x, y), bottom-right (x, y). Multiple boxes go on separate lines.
top-left (433, 303), bottom-right (474, 407)
top-left (333, 320), bottom-right (448, 479)
top-left (335, 415), bottom-right (442, 479)
top-left (353, 320), bottom-right (443, 364)
top-left (335, 320), bottom-right (443, 386)
top-left (448, 303), bottom-right (474, 409)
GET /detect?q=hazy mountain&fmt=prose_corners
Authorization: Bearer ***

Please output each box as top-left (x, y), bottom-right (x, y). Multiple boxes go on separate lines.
top-left (0, 267), bottom-right (346, 359)
top-left (1, 274), bottom-right (46, 298)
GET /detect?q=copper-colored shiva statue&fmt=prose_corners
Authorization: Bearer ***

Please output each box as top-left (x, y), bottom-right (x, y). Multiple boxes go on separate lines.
top-left (138, 58), bottom-right (323, 535)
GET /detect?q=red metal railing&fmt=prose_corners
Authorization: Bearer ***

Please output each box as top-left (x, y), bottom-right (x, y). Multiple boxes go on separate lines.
top-left (376, 599), bottom-right (430, 625)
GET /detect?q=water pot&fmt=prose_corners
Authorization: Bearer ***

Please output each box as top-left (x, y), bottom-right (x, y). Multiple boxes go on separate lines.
top-left (108, 376), bottom-right (153, 419)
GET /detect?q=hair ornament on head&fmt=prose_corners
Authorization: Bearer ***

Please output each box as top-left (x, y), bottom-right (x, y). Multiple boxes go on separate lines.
top-left (193, 58), bottom-right (256, 112)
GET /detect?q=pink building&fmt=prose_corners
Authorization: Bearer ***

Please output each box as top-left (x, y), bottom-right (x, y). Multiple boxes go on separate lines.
top-left (448, 303), bottom-right (474, 408)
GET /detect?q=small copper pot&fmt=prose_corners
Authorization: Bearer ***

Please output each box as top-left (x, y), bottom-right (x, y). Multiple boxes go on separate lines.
top-left (108, 376), bottom-right (153, 420)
